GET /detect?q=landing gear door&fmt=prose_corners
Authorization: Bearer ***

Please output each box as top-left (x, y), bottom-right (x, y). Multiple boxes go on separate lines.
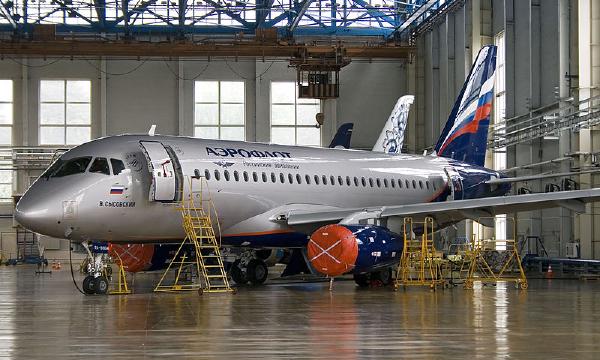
top-left (444, 167), bottom-right (464, 201)
top-left (140, 141), bottom-right (176, 202)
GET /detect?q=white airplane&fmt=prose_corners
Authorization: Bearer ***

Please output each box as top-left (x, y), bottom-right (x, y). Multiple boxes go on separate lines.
top-left (15, 45), bottom-right (600, 293)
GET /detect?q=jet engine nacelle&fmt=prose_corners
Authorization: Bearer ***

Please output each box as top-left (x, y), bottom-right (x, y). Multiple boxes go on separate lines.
top-left (109, 243), bottom-right (178, 272)
top-left (307, 224), bottom-right (403, 277)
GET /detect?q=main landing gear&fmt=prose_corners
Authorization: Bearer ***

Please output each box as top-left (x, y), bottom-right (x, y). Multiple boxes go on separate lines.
top-left (229, 251), bottom-right (269, 286)
top-left (80, 241), bottom-right (111, 295)
top-left (353, 268), bottom-right (394, 288)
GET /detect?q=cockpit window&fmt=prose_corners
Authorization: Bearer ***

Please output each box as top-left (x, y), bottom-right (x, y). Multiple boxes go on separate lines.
top-left (42, 159), bottom-right (65, 179)
top-left (52, 157), bottom-right (92, 178)
top-left (110, 159), bottom-right (126, 175)
top-left (89, 157), bottom-right (110, 175)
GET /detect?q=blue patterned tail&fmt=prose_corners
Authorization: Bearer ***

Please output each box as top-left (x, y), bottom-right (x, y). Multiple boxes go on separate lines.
top-left (434, 45), bottom-right (497, 166)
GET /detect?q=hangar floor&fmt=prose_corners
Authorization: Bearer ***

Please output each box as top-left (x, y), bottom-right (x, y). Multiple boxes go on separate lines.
top-left (1, 266), bottom-right (599, 359)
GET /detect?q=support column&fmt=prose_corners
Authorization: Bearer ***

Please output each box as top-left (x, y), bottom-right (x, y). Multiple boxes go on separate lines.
top-left (100, 57), bottom-right (107, 137)
top-left (178, 59), bottom-right (185, 136)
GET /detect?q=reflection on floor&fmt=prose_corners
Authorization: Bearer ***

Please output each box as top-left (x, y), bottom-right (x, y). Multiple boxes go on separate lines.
top-left (0, 266), bottom-right (600, 358)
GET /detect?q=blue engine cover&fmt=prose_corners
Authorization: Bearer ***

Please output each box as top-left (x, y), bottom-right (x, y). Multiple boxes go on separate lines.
top-left (342, 225), bottom-right (404, 274)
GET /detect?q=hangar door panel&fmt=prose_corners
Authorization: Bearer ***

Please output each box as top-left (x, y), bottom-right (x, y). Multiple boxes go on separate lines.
top-left (140, 141), bottom-right (177, 202)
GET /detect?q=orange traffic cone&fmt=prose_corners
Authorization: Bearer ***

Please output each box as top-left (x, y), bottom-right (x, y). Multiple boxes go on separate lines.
top-left (545, 264), bottom-right (554, 279)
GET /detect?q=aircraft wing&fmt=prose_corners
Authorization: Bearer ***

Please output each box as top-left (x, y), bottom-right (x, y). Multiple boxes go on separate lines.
top-left (283, 188), bottom-right (600, 226)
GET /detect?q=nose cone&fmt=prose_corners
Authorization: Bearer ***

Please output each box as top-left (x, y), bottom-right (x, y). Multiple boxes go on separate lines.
top-left (15, 182), bottom-right (61, 237)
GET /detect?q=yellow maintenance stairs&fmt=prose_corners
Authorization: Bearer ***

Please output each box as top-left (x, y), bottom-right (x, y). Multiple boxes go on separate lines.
top-left (154, 176), bottom-right (233, 294)
top-left (394, 217), bottom-right (445, 290)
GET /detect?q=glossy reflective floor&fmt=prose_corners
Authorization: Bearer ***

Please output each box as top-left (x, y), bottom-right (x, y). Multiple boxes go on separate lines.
top-left (1, 266), bottom-right (600, 359)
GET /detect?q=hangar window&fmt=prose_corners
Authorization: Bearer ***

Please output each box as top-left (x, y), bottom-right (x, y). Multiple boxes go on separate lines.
top-left (243, 171), bottom-right (249, 182)
top-left (89, 157), bottom-right (110, 175)
top-left (205, 169), bottom-right (211, 180)
top-left (270, 82), bottom-right (321, 146)
top-left (252, 172), bottom-right (258, 182)
top-left (296, 174), bottom-right (302, 184)
top-left (40, 79), bottom-right (91, 145)
top-left (271, 172), bottom-right (276, 183)
top-left (234, 171), bottom-right (239, 182)
top-left (0, 80), bottom-right (13, 202)
top-left (322, 175), bottom-right (327, 185)
top-left (361, 177), bottom-right (366, 187)
top-left (224, 170), bottom-right (230, 181)
top-left (354, 177), bottom-right (359, 187)
top-left (288, 173), bottom-right (294, 184)
top-left (261, 172), bottom-right (267, 182)
top-left (305, 174), bottom-right (311, 184)
top-left (369, 178), bottom-right (374, 188)
top-left (214, 170), bottom-right (220, 181)
top-left (110, 159), bottom-right (125, 175)
top-left (376, 178), bottom-right (381, 188)
top-left (194, 81), bottom-right (245, 141)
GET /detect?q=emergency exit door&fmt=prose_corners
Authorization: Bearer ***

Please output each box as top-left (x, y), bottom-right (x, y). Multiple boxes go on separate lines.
top-left (140, 141), bottom-right (177, 202)
top-left (444, 167), bottom-right (464, 201)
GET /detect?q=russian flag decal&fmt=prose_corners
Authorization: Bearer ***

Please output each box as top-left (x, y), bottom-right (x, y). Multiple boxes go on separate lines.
top-left (110, 185), bottom-right (125, 195)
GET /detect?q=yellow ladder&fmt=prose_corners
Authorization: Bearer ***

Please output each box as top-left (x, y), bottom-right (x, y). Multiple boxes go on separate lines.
top-left (154, 176), bottom-right (233, 294)
top-left (395, 217), bottom-right (445, 290)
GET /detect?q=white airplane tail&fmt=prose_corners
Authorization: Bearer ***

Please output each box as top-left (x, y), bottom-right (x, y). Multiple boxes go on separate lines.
top-left (372, 95), bottom-right (414, 154)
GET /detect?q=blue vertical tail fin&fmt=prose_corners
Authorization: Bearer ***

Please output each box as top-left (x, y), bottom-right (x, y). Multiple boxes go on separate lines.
top-left (329, 123), bottom-right (354, 149)
top-left (434, 45), bottom-right (497, 166)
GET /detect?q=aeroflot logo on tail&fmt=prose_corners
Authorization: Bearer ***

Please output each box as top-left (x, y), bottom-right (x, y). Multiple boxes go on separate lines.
top-left (206, 147), bottom-right (292, 158)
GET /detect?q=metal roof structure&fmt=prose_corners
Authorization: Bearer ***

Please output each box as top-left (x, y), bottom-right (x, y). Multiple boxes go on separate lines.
top-left (0, 0), bottom-right (457, 40)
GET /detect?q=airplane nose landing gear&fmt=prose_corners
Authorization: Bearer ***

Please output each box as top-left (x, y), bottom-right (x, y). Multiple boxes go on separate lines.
top-left (81, 241), bottom-right (111, 295)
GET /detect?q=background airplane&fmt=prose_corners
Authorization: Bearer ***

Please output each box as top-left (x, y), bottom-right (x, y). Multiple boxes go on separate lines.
top-left (14, 45), bottom-right (600, 293)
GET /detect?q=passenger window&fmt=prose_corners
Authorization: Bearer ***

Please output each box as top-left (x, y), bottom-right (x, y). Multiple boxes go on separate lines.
top-left (384, 179), bottom-right (388, 188)
top-left (322, 175), bottom-right (327, 185)
top-left (346, 176), bottom-right (351, 186)
top-left (214, 170), bottom-right (221, 181)
top-left (234, 171), bottom-right (239, 182)
top-left (354, 177), bottom-right (359, 186)
top-left (224, 170), bottom-right (230, 181)
top-left (361, 177), bottom-right (366, 187)
top-left (330, 176), bottom-right (335, 186)
top-left (376, 178), bottom-right (381, 188)
top-left (262, 172), bottom-right (268, 182)
top-left (412, 180), bottom-right (416, 189)
top-left (271, 173), bottom-right (276, 183)
top-left (89, 157), bottom-right (110, 175)
top-left (243, 171), bottom-right (249, 182)
top-left (280, 173), bottom-right (285, 183)
top-left (296, 174), bottom-right (302, 184)
top-left (52, 156), bottom-right (92, 177)
top-left (252, 172), bottom-right (258, 182)
top-left (432, 182), bottom-right (437, 190)
top-left (369, 178), bottom-right (374, 187)
top-left (305, 175), bottom-right (311, 185)
top-left (398, 179), bottom-right (402, 188)
top-left (288, 173), bottom-right (294, 184)
top-left (205, 169), bottom-right (211, 180)
top-left (338, 176), bottom-right (343, 186)
top-left (110, 159), bottom-right (126, 175)
top-left (419, 180), bottom-right (423, 189)
top-left (390, 179), bottom-right (395, 188)
top-left (405, 179), bottom-right (410, 188)
top-left (426, 181), bottom-right (430, 190)
top-left (314, 175), bottom-right (320, 185)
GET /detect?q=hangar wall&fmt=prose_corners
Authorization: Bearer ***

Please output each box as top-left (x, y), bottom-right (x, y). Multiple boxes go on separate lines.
top-left (0, 57), bottom-right (407, 258)
top-left (410, 0), bottom-right (600, 259)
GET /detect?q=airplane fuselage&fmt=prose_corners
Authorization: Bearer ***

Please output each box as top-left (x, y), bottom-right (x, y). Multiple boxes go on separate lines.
top-left (15, 135), bottom-right (508, 247)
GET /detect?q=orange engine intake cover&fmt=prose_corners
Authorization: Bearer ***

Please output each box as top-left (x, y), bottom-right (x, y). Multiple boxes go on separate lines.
top-left (307, 224), bottom-right (358, 277)
top-left (109, 244), bottom-right (155, 273)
